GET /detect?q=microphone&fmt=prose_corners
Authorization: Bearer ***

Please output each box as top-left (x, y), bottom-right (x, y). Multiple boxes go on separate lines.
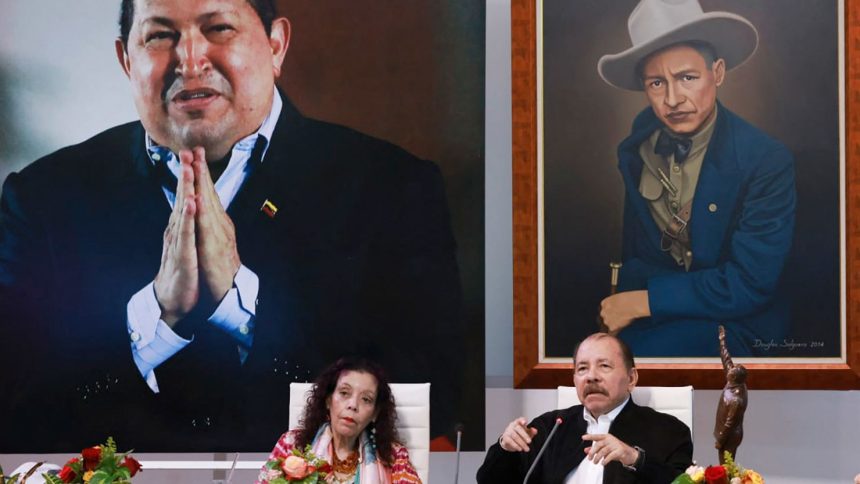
top-left (453, 423), bottom-right (464, 484)
top-left (226, 452), bottom-right (239, 483)
top-left (522, 417), bottom-right (563, 484)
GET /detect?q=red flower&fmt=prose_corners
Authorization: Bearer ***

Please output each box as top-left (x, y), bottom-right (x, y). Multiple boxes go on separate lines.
top-left (318, 462), bottom-right (332, 474)
top-left (704, 465), bottom-right (729, 484)
top-left (81, 445), bottom-right (102, 471)
top-left (57, 463), bottom-right (77, 483)
top-left (121, 456), bottom-right (143, 477)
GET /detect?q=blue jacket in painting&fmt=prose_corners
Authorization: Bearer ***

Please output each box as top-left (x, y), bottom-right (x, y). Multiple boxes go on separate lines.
top-left (616, 103), bottom-right (796, 356)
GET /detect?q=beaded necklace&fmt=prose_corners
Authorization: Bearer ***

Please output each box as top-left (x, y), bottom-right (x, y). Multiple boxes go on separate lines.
top-left (331, 449), bottom-right (359, 483)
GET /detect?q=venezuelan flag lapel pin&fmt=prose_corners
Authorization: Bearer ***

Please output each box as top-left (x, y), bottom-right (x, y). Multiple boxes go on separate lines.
top-left (260, 199), bottom-right (278, 218)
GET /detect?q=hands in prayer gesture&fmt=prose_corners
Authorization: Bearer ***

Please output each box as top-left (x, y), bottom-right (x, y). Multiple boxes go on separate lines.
top-left (154, 147), bottom-right (241, 326)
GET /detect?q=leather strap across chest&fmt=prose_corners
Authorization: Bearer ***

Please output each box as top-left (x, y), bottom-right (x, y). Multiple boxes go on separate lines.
top-left (660, 198), bottom-right (693, 251)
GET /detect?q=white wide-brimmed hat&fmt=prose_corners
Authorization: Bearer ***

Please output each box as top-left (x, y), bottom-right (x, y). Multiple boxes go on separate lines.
top-left (597, 0), bottom-right (758, 91)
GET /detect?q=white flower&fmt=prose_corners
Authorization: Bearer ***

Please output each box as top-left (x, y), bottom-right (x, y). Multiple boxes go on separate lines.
top-left (685, 464), bottom-right (705, 482)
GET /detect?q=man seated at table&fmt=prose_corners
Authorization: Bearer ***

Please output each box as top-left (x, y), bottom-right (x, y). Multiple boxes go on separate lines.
top-left (477, 333), bottom-right (692, 483)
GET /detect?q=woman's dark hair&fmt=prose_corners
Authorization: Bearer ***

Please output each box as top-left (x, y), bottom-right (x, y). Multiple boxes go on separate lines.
top-left (119, 0), bottom-right (276, 48)
top-left (296, 357), bottom-right (400, 465)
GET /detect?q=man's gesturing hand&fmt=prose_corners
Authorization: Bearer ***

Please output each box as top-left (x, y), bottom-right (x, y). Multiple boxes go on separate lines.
top-left (154, 151), bottom-right (199, 326)
top-left (191, 147), bottom-right (241, 305)
top-left (582, 433), bottom-right (639, 467)
top-left (499, 417), bottom-right (538, 452)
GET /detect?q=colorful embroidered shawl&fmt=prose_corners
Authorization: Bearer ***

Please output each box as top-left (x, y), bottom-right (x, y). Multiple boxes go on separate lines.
top-left (257, 424), bottom-right (421, 484)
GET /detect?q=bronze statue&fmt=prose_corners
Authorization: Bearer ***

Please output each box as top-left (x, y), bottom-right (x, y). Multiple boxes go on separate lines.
top-left (714, 325), bottom-right (748, 464)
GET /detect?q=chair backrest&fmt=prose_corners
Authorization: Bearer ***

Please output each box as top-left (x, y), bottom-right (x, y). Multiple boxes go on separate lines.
top-left (289, 382), bottom-right (430, 483)
top-left (557, 385), bottom-right (694, 435)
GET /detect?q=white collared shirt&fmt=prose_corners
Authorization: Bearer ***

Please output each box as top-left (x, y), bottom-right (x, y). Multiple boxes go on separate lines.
top-left (125, 88), bottom-right (283, 392)
top-left (565, 396), bottom-right (630, 484)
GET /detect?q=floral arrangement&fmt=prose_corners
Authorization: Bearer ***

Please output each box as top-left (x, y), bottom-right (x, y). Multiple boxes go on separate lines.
top-left (259, 445), bottom-right (332, 484)
top-left (672, 452), bottom-right (763, 484)
top-left (43, 438), bottom-right (142, 484)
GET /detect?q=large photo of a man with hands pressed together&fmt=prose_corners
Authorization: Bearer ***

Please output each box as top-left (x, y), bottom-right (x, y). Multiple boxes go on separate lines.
top-left (0, 0), bottom-right (481, 452)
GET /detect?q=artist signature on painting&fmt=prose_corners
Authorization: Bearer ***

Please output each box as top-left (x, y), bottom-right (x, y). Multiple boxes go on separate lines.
top-left (752, 339), bottom-right (825, 351)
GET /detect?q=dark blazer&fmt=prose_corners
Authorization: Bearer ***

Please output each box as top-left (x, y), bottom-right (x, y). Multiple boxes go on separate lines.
top-left (477, 399), bottom-right (692, 484)
top-left (616, 103), bottom-right (796, 356)
top-left (0, 95), bottom-right (464, 452)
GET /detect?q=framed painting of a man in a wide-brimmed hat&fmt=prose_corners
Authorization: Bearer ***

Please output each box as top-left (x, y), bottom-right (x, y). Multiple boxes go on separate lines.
top-left (512, 0), bottom-right (857, 389)
top-left (594, 0), bottom-right (796, 358)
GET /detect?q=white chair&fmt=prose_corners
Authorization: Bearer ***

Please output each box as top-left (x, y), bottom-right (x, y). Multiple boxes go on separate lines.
top-left (6, 462), bottom-right (61, 484)
top-left (289, 382), bottom-right (430, 484)
top-left (557, 385), bottom-right (694, 435)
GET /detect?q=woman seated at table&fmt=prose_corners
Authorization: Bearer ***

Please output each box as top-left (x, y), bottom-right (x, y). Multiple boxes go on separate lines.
top-left (257, 357), bottom-right (421, 484)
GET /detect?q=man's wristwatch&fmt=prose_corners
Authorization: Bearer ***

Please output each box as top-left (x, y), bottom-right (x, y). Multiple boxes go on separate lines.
top-left (623, 446), bottom-right (646, 472)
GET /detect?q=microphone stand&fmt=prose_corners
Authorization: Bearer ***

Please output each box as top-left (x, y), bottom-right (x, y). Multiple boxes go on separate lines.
top-left (522, 417), bottom-right (563, 484)
top-left (453, 425), bottom-right (463, 484)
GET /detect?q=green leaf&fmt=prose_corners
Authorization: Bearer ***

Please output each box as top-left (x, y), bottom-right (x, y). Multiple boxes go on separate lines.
top-left (105, 437), bottom-right (118, 454)
top-left (42, 474), bottom-right (65, 484)
top-left (670, 473), bottom-right (696, 484)
top-left (722, 451), bottom-right (740, 478)
top-left (87, 469), bottom-right (114, 484)
top-left (68, 460), bottom-right (83, 475)
top-left (114, 466), bottom-right (132, 480)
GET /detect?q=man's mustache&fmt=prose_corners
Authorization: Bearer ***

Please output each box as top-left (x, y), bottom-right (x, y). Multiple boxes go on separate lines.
top-left (583, 384), bottom-right (608, 397)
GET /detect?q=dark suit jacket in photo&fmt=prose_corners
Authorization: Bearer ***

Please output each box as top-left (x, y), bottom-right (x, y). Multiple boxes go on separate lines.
top-left (0, 94), bottom-right (464, 452)
top-left (615, 103), bottom-right (796, 356)
top-left (476, 399), bottom-right (693, 484)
